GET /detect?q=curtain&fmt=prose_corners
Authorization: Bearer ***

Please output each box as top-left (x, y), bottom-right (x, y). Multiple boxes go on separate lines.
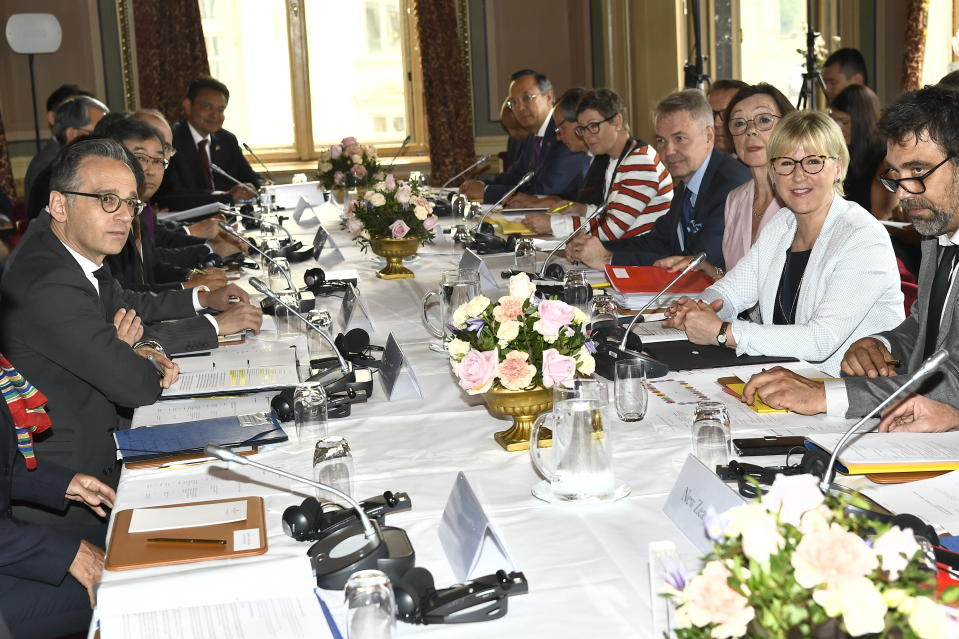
top-left (412, 0), bottom-right (475, 185)
top-left (0, 108), bottom-right (15, 201)
top-left (132, 0), bottom-right (210, 123)
top-left (902, 0), bottom-right (930, 91)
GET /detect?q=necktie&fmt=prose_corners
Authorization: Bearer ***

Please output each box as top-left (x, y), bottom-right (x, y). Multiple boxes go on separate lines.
top-left (92, 264), bottom-right (112, 296)
top-left (198, 138), bottom-right (213, 189)
top-left (142, 205), bottom-right (155, 239)
top-left (530, 136), bottom-right (544, 169)
top-left (924, 244), bottom-right (958, 357)
top-left (679, 185), bottom-right (694, 250)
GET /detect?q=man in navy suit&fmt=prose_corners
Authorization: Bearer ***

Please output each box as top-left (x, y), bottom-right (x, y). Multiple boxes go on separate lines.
top-left (567, 89), bottom-right (750, 270)
top-left (154, 76), bottom-right (262, 210)
top-left (459, 69), bottom-right (589, 204)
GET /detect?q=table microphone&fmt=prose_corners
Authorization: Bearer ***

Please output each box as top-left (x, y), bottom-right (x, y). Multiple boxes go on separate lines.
top-left (211, 163), bottom-right (260, 199)
top-left (203, 444), bottom-right (415, 589)
top-left (388, 135), bottom-right (412, 169)
top-left (440, 154), bottom-right (491, 188)
top-left (537, 202), bottom-right (611, 280)
top-left (818, 348), bottom-right (949, 492)
top-left (218, 221), bottom-right (299, 298)
top-left (230, 210), bottom-right (293, 243)
top-left (242, 142), bottom-right (278, 183)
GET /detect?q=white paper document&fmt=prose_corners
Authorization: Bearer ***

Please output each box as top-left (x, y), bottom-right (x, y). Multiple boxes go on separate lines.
top-left (807, 432), bottom-right (959, 467)
top-left (131, 394), bottom-right (275, 429)
top-left (861, 470), bottom-right (959, 534)
top-left (162, 365), bottom-right (300, 398)
top-left (128, 499), bottom-right (248, 533)
top-left (157, 202), bottom-right (229, 222)
top-left (628, 320), bottom-right (688, 343)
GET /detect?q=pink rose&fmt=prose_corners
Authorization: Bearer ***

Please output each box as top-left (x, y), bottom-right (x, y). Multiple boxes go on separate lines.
top-left (674, 561), bottom-right (754, 637)
top-left (761, 473), bottom-right (824, 526)
top-left (333, 171), bottom-right (345, 185)
top-left (497, 351), bottom-right (536, 390)
top-left (390, 219), bottom-right (410, 239)
top-left (346, 144), bottom-right (362, 157)
top-left (351, 164), bottom-right (368, 179)
top-left (330, 145), bottom-right (342, 159)
top-left (341, 136), bottom-right (357, 148)
top-left (791, 522), bottom-right (878, 589)
top-left (346, 216), bottom-right (364, 234)
top-left (493, 296), bottom-right (524, 322)
top-left (457, 349), bottom-right (498, 394)
top-left (541, 348), bottom-right (577, 388)
top-left (423, 214), bottom-right (439, 230)
top-left (534, 300), bottom-right (576, 338)
top-left (384, 174), bottom-right (396, 190)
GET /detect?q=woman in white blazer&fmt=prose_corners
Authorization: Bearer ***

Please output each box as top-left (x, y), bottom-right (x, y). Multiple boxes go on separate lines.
top-left (663, 110), bottom-right (904, 376)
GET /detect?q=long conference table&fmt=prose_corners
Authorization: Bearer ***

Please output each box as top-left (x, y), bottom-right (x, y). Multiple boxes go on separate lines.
top-left (89, 200), bottom-right (871, 638)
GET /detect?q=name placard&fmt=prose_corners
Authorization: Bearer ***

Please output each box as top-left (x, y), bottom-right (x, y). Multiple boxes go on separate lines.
top-left (379, 334), bottom-right (422, 401)
top-left (662, 454), bottom-right (745, 553)
top-left (291, 196), bottom-right (319, 227)
top-left (459, 248), bottom-right (499, 296)
top-left (438, 472), bottom-right (515, 582)
top-left (313, 225), bottom-right (345, 266)
top-left (339, 284), bottom-right (375, 334)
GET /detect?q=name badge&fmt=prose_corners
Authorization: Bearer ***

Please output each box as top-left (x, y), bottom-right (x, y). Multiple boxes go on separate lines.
top-left (292, 196), bottom-right (319, 227)
top-left (379, 334), bottom-right (422, 400)
top-left (459, 248), bottom-right (499, 296)
top-left (438, 472), bottom-right (515, 582)
top-left (313, 225), bottom-right (345, 266)
top-left (339, 284), bottom-right (375, 334)
top-left (662, 454), bottom-right (745, 553)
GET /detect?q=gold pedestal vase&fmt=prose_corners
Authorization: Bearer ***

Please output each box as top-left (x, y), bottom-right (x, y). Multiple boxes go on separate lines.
top-left (484, 385), bottom-right (553, 452)
top-left (370, 237), bottom-right (419, 280)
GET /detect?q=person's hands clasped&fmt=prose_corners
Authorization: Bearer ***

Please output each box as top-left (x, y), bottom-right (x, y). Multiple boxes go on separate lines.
top-left (565, 235), bottom-right (611, 269)
top-left (66, 473), bottom-right (116, 518)
top-left (879, 394), bottom-right (959, 433)
top-left (228, 183), bottom-right (257, 203)
top-left (186, 214), bottom-right (227, 239)
top-left (506, 192), bottom-right (537, 208)
top-left (134, 346), bottom-right (179, 388)
top-left (841, 337), bottom-right (897, 378)
top-left (69, 539), bottom-right (105, 608)
top-left (183, 268), bottom-right (228, 291)
top-left (458, 180), bottom-right (485, 200)
top-left (522, 213), bottom-right (553, 235)
top-left (661, 296), bottom-right (701, 329)
top-left (112, 308), bottom-right (143, 346)
top-left (199, 283), bottom-right (251, 311)
top-left (740, 367), bottom-right (826, 415)
top-left (680, 299), bottom-right (728, 345)
top-left (214, 303), bottom-right (263, 335)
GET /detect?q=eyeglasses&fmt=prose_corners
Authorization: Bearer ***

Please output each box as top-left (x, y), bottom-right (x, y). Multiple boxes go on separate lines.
top-left (162, 143), bottom-right (177, 159)
top-left (728, 113), bottom-right (780, 136)
top-left (879, 156), bottom-right (954, 194)
top-left (574, 114), bottom-right (616, 138)
top-left (133, 153), bottom-right (170, 170)
top-left (505, 93), bottom-right (541, 110)
top-left (770, 155), bottom-right (837, 176)
top-left (60, 191), bottom-right (145, 217)
top-left (712, 109), bottom-right (725, 122)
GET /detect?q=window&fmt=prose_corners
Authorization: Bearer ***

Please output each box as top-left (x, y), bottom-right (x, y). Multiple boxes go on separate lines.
top-left (199, 0), bottom-right (421, 160)
top-left (738, 0), bottom-right (807, 104)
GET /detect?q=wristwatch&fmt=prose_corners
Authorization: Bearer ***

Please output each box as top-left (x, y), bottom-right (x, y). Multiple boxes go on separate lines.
top-left (716, 322), bottom-right (730, 346)
top-left (133, 339), bottom-right (166, 356)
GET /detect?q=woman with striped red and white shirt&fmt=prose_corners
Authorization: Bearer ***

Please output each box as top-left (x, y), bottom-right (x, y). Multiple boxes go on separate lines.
top-left (522, 89), bottom-right (673, 241)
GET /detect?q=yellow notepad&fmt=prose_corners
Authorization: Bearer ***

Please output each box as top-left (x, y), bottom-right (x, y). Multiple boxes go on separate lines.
top-left (485, 215), bottom-right (536, 236)
top-left (724, 383), bottom-right (788, 413)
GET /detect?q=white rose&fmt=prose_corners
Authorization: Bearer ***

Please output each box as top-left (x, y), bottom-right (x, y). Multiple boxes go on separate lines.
top-left (496, 320), bottom-right (521, 344)
top-left (463, 295), bottom-right (490, 318)
top-left (576, 347), bottom-right (595, 375)
top-left (508, 272), bottom-right (536, 299)
top-left (451, 305), bottom-right (468, 328)
top-left (369, 192), bottom-right (387, 207)
top-left (373, 181), bottom-right (387, 192)
top-left (812, 579), bottom-right (887, 637)
top-left (906, 596), bottom-right (949, 639)
top-left (396, 186), bottom-right (412, 204)
top-left (350, 154), bottom-right (363, 164)
top-left (414, 205), bottom-right (429, 220)
top-left (447, 338), bottom-right (471, 359)
top-left (319, 162), bottom-right (333, 172)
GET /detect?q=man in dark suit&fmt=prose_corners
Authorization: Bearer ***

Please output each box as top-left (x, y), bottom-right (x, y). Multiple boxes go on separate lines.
top-left (154, 76), bottom-right (263, 210)
top-left (741, 85), bottom-right (959, 420)
top-left (459, 70), bottom-right (589, 204)
top-left (0, 396), bottom-right (114, 637)
top-left (1, 139), bottom-right (252, 511)
top-left (567, 89), bottom-right (750, 270)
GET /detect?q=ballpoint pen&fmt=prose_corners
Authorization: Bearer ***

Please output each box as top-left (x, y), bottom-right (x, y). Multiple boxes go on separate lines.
top-left (549, 201), bottom-right (573, 214)
top-left (147, 537), bottom-right (227, 545)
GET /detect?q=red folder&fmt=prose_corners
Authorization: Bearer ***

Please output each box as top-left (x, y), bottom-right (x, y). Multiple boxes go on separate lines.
top-left (603, 265), bottom-right (714, 294)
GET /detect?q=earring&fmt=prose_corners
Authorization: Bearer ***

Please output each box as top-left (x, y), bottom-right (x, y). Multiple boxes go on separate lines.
top-left (834, 177), bottom-right (841, 183)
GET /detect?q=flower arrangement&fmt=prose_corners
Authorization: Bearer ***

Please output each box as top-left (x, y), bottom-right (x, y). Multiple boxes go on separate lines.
top-left (342, 174), bottom-right (439, 249)
top-left (317, 136), bottom-right (380, 189)
top-left (447, 273), bottom-right (595, 394)
top-left (663, 473), bottom-right (959, 638)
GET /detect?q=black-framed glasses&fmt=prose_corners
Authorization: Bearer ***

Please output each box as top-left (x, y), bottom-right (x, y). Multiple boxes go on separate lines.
top-left (728, 113), bottom-right (780, 136)
top-left (574, 114), bottom-right (615, 138)
top-left (505, 93), bottom-right (541, 110)
top-left (879, 156), bottom-right (954, 194)
top-left (60, 191), bottom-right (145, 217)
top-left (770, 155), bottom-right (836, 176)
top-left (712, 109), bottom-right (725, 122)
top-left (133, 153), bottom-right (170, 170)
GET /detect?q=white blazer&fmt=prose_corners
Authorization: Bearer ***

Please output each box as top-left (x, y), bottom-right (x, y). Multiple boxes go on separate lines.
top-left (701, 196), bottom-right (905, 376)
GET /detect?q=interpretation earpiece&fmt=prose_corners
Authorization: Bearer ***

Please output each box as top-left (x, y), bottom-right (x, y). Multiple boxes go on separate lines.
top-left (282, 497), bottom-right (323, 541)
top-left (270, 388), bottom-right (295, 422)
top-left (394, 567), bottom-right (436, 622)
top-left (334, 328), bottom-right (371, 355)
top-left (304, 267), bottom-right (326, 288)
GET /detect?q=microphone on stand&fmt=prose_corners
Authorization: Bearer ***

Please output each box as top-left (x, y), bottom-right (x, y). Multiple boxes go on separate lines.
top-left (470, 170), bottom-right (534, 232)
top-left (242, 142), bottom-right (278, 183)
top-left (818, 348), bottom-right (949, 493)
top-left (388, 135), bottom-right (412, 170)
top-left (590, 252), bottom-right (706, 380)
top-left (440, 154), bottom-right (492, 188)
top-left (230, 209), bottom-right (293, 243)
top-left (203, 444), bottom-right (414, 589)
top-left (537, 202), bottom-right (611, 280)
top-left (211, 163), bottom-right (260, 199)
top-left (218, 221), bottom-right (299, 299)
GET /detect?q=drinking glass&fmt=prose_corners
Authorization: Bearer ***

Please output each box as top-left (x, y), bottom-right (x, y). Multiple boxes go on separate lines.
top-left (514, 237), bottom-right (536, 274)
top-left (313, 436), bottom-right (354, 506)
top-left (692, 401), bottom-right (732, 473)
top-left (305, 309), bottom-right (334, 359)
top-left (294, 382), bottom-right (328, 445)
top-left (422, 269), bottom-right (480, 349)
top-left (564, 268), bottom-right (593, 315)
top-left (344, 570), bottom-right (396, 639)
top-left (267, 256), bottom-right (292, 293)
top-left (614, 359), bottom-right (647, 422)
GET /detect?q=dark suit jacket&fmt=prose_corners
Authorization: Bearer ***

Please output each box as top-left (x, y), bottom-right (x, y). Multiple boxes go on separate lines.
top-left (483, 117), bottom-right (589, 203)
top-left (570, 154), bottom-right (609, 206)
top-left (845, 238), bottom-right (959, 416)
top-left (0, 216), bottom-right (210, 485)
top-left (603, 148), bottom-right (750, 269)
top-left (154, 120), bottom-right (262, 210)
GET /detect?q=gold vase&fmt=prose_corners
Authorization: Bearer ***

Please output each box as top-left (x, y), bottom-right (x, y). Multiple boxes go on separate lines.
top-left (370, 237), bottom-right (419, 280)
top-left (484, 385), bottom-right (553, 452)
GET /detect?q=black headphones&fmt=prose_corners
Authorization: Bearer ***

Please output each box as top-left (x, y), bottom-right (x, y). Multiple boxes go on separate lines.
top-left (392, 567), bottom-right (529, 625)
top-left (271, 387), bottom-right (361, 421)
top-left (302, 267), bottom-right (355, 296)
top-left (238, 203), bottom-right (259, 229)
top-left (282, 491), bottom-right (411, 542)
top-left (467, 223), bottom-right (519, 255)
top-left (333, 328), bottom-right (384, 368)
